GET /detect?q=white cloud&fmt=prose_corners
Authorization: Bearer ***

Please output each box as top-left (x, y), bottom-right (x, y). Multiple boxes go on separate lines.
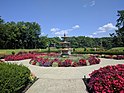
top-left (41, 32), bottom-right (44, 35)
top-left (88, 23), bottom-right (118, 38)
top-left (83, 0), bottom-right (96, 7)
top-left (90, 0), bottom-right (95, 6)
top-left (89, 35), bottom-right (93, 38)
top-left (93, 32), bottom-right (97, 35)
top-left (72, 25), bottom-right (80, 29)
top-left (55, 30), bottom-right (68, 35)
top-left (93, 23), bottom-right (118, 35)
top-left (98, 23), bottom-right (118, 33)
top-left (50, 28), bottom-right (60, 32)
top-left (39, 32), bottom-right (45, 36)
top-left (50, 25), bottom-right (80, 36)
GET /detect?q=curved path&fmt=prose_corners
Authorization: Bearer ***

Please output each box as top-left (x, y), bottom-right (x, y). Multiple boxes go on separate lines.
top-left (5, 58), bottom-right (124, 93)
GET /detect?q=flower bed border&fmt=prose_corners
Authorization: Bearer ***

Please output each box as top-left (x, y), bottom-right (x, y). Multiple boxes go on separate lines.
top-left (20, 77), bottom-right (39, 93)
top-left (84, 64), bottom-right (124, 93)
top-left (83, 77), bottom-right (93, 93)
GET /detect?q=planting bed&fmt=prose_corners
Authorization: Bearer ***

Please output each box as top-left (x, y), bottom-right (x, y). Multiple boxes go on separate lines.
top-left (4, 51), bottom-right (59, 61)
top-left (29, 54), bottom-right (100, 67)
top-left (3, 51), bottom-right (101, 67)
top-left (84, 64), bottom-right (124, 93)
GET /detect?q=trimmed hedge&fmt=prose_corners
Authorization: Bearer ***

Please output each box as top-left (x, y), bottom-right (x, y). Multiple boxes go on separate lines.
top-left (72, 51), bottom-right (124, 55)
top-left (0, 63), bottom-right (31, 93)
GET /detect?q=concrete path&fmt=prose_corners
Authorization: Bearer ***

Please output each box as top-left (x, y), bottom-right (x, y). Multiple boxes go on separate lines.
top-left (5, 58), bottom-right (124, 93)
top-left (26, 79), bottom-right (85, 93)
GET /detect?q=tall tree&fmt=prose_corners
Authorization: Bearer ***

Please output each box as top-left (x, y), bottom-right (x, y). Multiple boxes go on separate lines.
top-left (0, 16), bottom-right (41, 49)
top-left (110, 10), bottom-right (124, 47)
top-left (116, 10), bottom-right (124, 28)
top-left (0, 16), bottom-right (4, 24)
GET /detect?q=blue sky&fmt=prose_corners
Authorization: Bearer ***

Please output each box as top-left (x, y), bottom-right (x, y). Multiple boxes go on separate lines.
top-left (0, 0), bottom-right (124, 38)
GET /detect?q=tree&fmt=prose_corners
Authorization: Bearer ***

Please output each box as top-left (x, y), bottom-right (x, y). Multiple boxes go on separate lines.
top-left (0, 16), bottom-right (4, 24)
top-left (0, 17), bottom-right (5, 48)
top-left (116, 10), bottom-right (124, 28)
top-left (38, 36), bottom-right (48, 49)
top-left (110, 10), bottom-right (124, 47)
top-left (0, 16), bottom-right (41, 49)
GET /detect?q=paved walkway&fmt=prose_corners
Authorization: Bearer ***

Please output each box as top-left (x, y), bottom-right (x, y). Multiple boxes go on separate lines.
top-left (26, 79), bottom-right (85, 93)
top-left (5, 58), bottom-right (124, 93)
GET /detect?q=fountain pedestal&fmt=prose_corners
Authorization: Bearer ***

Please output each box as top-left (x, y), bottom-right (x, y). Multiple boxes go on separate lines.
top-left (60, 34), bottom-right (72, 57)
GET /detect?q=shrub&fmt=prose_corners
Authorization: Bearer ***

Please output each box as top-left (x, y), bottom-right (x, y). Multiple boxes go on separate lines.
top-left (11, 51), bottom-right (15, 55)
top-left (72, 51), bottom-right (124, 55)
top-left (113, 55), bottom-right (124, 60)
top-left (52, 62), bottom-right (59, 67)
top-left (0, 63), bottom-right (31, 93)
top-left (62, 59), bottom-right (72, 67)
top-left (71, 62), bottom-right (78, 67)
top-left (82, 54), bottom-right (90, 60)
top-left (88, 64), bottom-right (124, 93)
top-left (77, 59), bottom-right (87, 66)
top-left (88, 56), bottom-right (100, 65)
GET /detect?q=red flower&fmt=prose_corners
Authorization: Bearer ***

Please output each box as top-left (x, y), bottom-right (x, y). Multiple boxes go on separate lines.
top-left (88, 64), bottom-right (124, 92)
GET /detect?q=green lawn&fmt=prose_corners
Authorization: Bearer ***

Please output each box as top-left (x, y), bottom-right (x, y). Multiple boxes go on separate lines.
top-left (108, 47), bottom-right (124, 52)
top-left (0, 48), bottom-right (59, 55)
top-left (0, 49), bottom-right (40, 55)
top-left (0, 47), bottom-right (124, 55)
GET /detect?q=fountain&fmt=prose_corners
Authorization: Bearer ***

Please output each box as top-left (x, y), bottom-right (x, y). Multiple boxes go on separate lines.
top-left (60, 33), bottom-right (72, 57)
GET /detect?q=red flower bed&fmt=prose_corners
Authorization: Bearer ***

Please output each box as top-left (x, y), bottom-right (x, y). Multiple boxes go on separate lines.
top-left (4, 53), bottom-right (40, 61)
top-left (4, 51), bottom-right (43, 61)
top-left (104, 55), bottom-right (113, 59)
top-left (88, 64), bottom-right (124, 93)
top-left (113, 55), bottom-right (124, 60)
top-left (78, 59), bottom-right (87, 66)
top-left (4, 51), bottom-right (59, 61)
top-left (103, 55), bottom-right (124, 60)
top-left (29, 56), bottom-right (100, 67)
top-left (88, 56), bottom-right (100, 65)
top-left (59, 59), bottom-right (72, 67)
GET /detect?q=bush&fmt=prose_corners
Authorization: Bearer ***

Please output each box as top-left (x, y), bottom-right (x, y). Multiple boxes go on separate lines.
top-left (0, 63), bottom-right (31, 93)
top-left (52, 62), bottom-right (59, 67)
top-left (82, 54), bottom-right (90, 60)
top-left (77, 59), bottom-right (87, 66)
top-left (88, 56), bottom-right (100, 65)
top-left (73, 51), bottom-right (124, 55)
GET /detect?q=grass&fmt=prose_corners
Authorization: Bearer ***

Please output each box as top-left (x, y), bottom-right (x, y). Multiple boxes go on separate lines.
top-left (40, 47), bottom-right (59, 53)
top-left (0, 49), bottom-right (40, 55)
top-left (0, 48), bottom-right (59, 55)
top-left (0, 47), bottom-right (124, 55)
top-left (109, 47), bottom-right (124, 52)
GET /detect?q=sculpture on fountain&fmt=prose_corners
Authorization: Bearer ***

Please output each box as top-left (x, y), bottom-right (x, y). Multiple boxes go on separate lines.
top-left (60, 33), bottom-right (72, 57)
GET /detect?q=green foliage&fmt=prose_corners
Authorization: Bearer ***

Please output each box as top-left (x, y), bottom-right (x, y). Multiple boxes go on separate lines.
top-left (0, 49), bottom-right (39, 55)
top-left (110, 10), bottom-right (124, 47)
top-left (38, 36), bottom-right (49, 49)
top-left (0, 63), bottom-right (31, 93)
top-left (52, 62), bottom-right (58, 67)
top-left (73, 51), bottom-right (124, 55)
top-left (36, 62), bottom-right (40, 66)
top-left (116, 10), bottom-right (124, 27)
top-left (11, 51), bottom-right (15, 55)
top-left (0, 17), bottom-right (41, 49)
top-left (109, 47), bottom-right (124, 52)
top-left (82, 54), bottom-right (90, 60)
